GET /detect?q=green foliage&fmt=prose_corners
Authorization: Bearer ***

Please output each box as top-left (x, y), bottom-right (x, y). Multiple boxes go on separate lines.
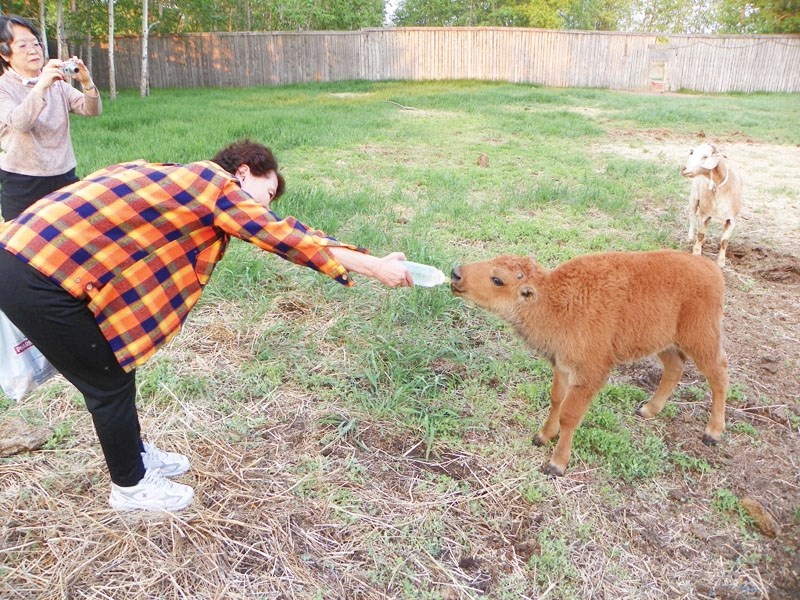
top-left (572, 384), bottom-right (670, 480)
top-left (394, 0), bottom-right (800, 33)
top-left (730, 421), bottom-right (760, 438)
top-left (51, 0), bottom-right (385, 39)
top-left (712, 488), bottom-right (757, 530)
top-left (527, 527), bottom-right (580, 591)
top-left (136, 358), bottom-right (211, 405)
top-left (11, 0), bottom-right (796, 49)
top-left (669, 450), bottom-right (712, 473)
top-left (562, 0), bottom-right (629, 30)
top-left (394, 0), bottom-right (532, 26)
top-left (714, 0), bottom-right (800, 33)
top-left (318, 413), bottom-right (367, 449)
top-left (727, 382), bottom-right (748, 404)
top-left (525, 0), bottom-right (573, 28)
top-left (42, 420), bottom-right (74, 450)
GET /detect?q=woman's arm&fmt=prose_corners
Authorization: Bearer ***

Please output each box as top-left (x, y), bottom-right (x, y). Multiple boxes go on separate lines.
top-left (329, 248), bottom-right (412, 288)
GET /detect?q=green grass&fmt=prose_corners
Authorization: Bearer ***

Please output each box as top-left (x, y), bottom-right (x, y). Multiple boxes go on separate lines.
top-left (712, 488), bottom-right (757, 532)
top-left (61, 83), bottom-right (800, 473)
top-left (3, 82), bottom-right (798, 598)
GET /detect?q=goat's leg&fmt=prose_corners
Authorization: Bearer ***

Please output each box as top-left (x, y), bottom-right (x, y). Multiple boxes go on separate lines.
top-left (541, 370), bottom-right (608, 477)
top-left (533, 366), bottom-right (568, 446)
top-left (637, 347), bottom-right (686, 419)
top-left (687, 196), bottom-right (699, 243)
top-left (693, 216), bottom-right (711, 256)
top-left (717, 218), bottom-right (736, 267)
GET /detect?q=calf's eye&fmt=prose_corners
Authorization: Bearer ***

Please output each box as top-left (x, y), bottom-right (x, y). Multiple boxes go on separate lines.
top-left (491, 277), bottom-right (504, 286)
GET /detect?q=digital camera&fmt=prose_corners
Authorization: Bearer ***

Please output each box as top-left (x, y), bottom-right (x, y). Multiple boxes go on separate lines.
top-left (61, 60), bottom-right (79, 75)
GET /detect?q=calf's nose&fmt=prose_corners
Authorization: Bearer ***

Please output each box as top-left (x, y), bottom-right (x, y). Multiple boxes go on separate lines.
top-left (451, 267), bottom-right (462, 282)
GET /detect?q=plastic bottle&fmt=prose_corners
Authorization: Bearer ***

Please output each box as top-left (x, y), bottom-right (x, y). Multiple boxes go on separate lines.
top-left (402, 260), bottom-right (448, 287)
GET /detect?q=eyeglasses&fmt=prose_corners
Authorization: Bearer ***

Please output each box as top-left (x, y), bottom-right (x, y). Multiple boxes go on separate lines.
top-left (12, 40), bottom-right (42, 52)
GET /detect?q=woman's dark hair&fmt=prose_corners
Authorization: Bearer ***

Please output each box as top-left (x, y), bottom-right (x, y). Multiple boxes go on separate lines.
top-left (211, 139), bottom-right (285, 201)
top-left (0, 15), bottom-right (42, 73)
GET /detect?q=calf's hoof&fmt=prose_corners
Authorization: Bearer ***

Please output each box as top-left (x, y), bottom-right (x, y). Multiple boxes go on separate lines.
top-left (636, 405), bottom-right (653, 419)
top-left (541, 463), bottom-right (564, 478)
top-left (532, 434), bottom-right (548, 447)
top-left (701, 433), bottom-right (720, 446)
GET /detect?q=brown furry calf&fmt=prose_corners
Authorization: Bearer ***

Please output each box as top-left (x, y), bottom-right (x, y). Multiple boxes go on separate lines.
top-left (450, 250), bottom-right (728, 476)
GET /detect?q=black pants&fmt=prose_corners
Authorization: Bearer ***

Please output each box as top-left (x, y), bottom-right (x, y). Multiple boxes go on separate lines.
top-left (0, 250), bottom-right (146, 486)
top-left (0, 168), bottom-right (79, 221)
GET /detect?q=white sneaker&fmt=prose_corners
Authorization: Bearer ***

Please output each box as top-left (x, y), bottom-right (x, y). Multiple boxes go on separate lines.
top-left (142, 442), bottom-right (190, 477)
top-left (109, 468), bottom-right (194, 512)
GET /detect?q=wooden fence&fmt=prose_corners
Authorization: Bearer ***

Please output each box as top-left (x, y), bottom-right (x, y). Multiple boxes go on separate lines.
top-left (78, 28), bottom-right (800, 93)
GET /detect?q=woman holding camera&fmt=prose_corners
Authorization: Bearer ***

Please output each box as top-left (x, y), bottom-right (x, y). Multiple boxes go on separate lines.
top-left (0, 14), bottom-right (101, 221)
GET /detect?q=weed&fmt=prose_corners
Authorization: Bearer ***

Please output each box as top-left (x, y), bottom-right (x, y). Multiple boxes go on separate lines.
top-left (520, 481), bottom-right (548, 503)
top-left (574, 388), bottom-right (669, 480)
top-left (727, 383), bottom-right (748, 404)
top-left (42, 421), bottom-right (74, 450)
top-left (318, 413), bottom-right (365, 449)
top-left (670, 450), bottom-right (713, 474)
top-left (712, 488), bottom-right (756, 531)
top-left (528, 527), bottom-right (580, 592)
top-left (683, 384), bottom-right (708, 402)
top-left (730, 421), bottom-right (759, 438)
top-left (136, 359), bottom-right (210, 405)
top-left (661, 402), bottom-right (679, 419)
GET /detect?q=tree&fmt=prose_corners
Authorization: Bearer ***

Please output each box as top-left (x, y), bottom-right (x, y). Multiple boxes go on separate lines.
top-left (394, 0), bottom-right (530, 26)
top-left (523, 0), bottom-right (571, 28)
top-left (108, 0), bottom-right (116, 99)
top-left (140, 0), bottom-right (148, 97)
top-left (714, 0), bottom-right (800, 33)
top-left (38, 0), bottom-right (48, 60)
top-left (561, 0), bottom-right (632, 30)
top-left (56, 0), bottom-right (67, 57)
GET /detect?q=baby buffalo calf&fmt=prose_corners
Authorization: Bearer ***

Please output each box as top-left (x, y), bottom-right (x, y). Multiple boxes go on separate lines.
top-left (451, 250), bottom-right (728, 476)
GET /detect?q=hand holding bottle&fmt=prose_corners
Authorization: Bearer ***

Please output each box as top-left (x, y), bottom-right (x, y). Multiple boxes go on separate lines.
top-left (402, 261), bottom-right (448, 287)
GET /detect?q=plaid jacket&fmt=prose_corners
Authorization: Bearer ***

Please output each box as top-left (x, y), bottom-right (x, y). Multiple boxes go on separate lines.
top-left (0, 160), bottom-right (361, 371)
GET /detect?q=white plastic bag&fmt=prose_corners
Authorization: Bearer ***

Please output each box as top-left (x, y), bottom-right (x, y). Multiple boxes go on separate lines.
top-left (0, 309), bottom-right (57, 401)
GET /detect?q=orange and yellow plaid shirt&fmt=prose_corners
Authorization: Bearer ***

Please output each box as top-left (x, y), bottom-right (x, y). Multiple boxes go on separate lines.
top-left (0, 160), bottom-right (361, 371)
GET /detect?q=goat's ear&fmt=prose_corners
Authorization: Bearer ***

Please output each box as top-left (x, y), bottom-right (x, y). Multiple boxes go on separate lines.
top-left (520, 285), bottom-right (537, 301)
top-left (701, 153), bottom-right (720, 170)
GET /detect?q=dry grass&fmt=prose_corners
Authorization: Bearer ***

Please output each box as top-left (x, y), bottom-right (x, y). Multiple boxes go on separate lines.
top-left (2, 347), bottom-right (793, 599)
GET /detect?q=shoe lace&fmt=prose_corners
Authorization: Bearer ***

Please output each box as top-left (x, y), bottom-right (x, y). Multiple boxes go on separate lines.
top-left (141, 467), bottom-right (171, 489)
top-left (143, 443), bottom-right (169, 462)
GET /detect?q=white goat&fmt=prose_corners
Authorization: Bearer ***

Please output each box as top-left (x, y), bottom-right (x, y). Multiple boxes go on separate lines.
top-left (681, 143), bottom-right (743, 267)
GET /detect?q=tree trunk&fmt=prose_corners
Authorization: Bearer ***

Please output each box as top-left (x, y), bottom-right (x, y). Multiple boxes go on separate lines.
top-left (39, 0), bottom-right (48, 61)
top-left (57, 0), bottom-right (68, 59)
top-left (141, 0), bottom-right (149, 97)
top-left (84, 31), bottom-right (91, 72)
top-left (108, 0), bottom-right (117, 99)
